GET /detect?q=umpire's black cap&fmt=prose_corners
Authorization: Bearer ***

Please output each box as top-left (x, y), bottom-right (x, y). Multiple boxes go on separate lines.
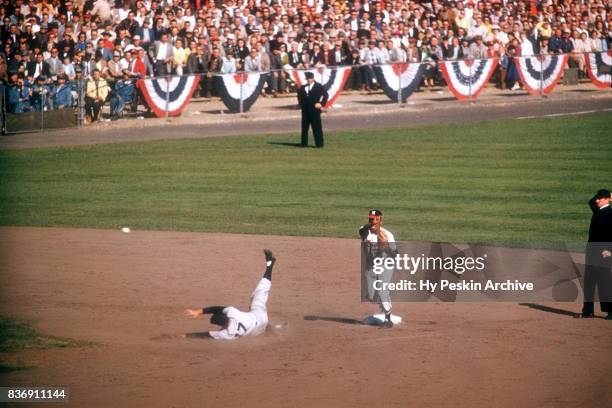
top-left (304, 71), bottom-right (315, 79)
top-left (595, 189), bottom-right (611, 199)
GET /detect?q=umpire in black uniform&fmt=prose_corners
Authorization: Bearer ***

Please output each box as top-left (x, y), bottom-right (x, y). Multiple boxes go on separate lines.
top-left (581, 189), bottom-right (612, 319)
top-left (297, 72), bottom-right (329, 148)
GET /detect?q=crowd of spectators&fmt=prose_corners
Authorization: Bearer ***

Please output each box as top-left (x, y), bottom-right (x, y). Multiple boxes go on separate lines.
top-left (1, 0), bottom-right (610, 123)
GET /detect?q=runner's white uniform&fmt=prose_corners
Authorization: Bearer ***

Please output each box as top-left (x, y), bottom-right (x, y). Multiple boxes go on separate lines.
top-left (363, 227), bottom-right (396, 314)
top-left (209, 278), bottom-right (271, 340)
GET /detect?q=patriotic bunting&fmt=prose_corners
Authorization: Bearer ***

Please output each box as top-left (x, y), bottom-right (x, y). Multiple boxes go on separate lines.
top-left (514, 54), bottom-right (569, 96)
top-left (439, 58), bottom-right (498, 100)
top-left (291, 66), bottom-right (351, 108)
top-left (133, 53), bottom-right (607, 117)
top-left (138, 75), bottom-right (199, 118)
top-left (373, 63), bottom-right (427, 103)
top-left (584, 51), bottom-right (612, 89)
top-left (216, 72), bottom-right (266, 113)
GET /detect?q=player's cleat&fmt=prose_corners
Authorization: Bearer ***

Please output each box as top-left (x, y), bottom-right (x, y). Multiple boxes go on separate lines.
top-left (381, 320), bottom-right (394, 329)
top-left (263, 249), bottom-right (276, 281)
top-left (381, 313), bottom-right (394, 329)
top-left (578, 313), bottom-right (594, 318)
top-left (264, 249), bottom-right (276, 264)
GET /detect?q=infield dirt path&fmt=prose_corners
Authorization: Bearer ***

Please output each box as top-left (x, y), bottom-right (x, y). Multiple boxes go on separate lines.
top-left (0, 227), bottom-right (610, 407)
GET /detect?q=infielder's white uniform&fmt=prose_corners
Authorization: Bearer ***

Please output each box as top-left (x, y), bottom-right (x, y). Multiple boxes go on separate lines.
top-left (209, 278), bottom-right (271, 340)
top-left (363, 227), bottom-right (396, 314)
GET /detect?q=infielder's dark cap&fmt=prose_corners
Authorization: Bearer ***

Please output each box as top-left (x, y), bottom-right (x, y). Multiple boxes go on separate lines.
top-left (594, 189), bottom-right (611, 199)
top-left (368, 209), bottom-right (383, 218)
top-left (304, 71), bottom-right (315, 79)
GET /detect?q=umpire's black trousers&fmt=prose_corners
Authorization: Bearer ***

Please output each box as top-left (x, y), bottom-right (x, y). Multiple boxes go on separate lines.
top-left (301, 108), bottom-right (324, 148)
top-left (582, 245), bottom-right (612, 315)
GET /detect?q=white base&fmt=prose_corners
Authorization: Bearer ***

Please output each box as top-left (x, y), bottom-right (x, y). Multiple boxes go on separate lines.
top-left (362, 313), bottom-right (402, 326)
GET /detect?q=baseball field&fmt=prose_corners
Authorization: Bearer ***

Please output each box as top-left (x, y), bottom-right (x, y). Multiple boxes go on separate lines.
top-left (0, 112), bottom-right (611, 407)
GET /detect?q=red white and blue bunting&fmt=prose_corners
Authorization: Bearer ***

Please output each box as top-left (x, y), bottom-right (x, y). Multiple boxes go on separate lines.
top-left (291, 66), bottom-right (351, 108)
top-left (584, 51), bottom-right (612, 89)
top-left (373, 63), bottom-right (427, 103)
top-left (138, 75), bottom-right (199, 118)
top-left (439, 58), bottom-right (498, 100)
top-left (514, 54), bottom-right (568, 96)
top-left (216, 72), bottom-right (266, 113)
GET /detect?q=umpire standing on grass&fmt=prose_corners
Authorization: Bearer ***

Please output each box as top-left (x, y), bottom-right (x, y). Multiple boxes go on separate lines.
top-left (297, 72), bottom-right (328, 148)
top-left (580, 189), bottom-right (612, 320)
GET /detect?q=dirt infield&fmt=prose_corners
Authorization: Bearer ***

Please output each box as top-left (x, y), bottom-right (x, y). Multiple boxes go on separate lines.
top-left (0, 227), bottom-right (610, 407)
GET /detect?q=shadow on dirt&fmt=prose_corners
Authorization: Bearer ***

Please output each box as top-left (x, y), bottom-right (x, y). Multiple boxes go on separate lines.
top-left (303, 315), bottom-right (365, 325)
top-left (519, 303), bottom-right (579, 317)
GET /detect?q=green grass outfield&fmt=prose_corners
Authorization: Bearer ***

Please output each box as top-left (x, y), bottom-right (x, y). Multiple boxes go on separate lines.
top-left (0, 113), bottom-right (610, 244)
top-left (0, 317), bottom-right (95, 372)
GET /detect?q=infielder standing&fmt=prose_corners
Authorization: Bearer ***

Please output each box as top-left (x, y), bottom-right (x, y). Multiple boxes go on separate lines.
top-left (360, 209), bottom-right (397, 328)
top-left (183, 250), bottom-right (276, 340)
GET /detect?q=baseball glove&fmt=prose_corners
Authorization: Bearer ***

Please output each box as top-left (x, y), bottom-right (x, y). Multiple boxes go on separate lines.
top-left (359, 223), bottom-right (372, 241)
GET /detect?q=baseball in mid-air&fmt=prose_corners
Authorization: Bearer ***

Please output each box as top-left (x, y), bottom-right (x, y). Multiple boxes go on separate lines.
top-left (121, 227), bottom-right (131, 233)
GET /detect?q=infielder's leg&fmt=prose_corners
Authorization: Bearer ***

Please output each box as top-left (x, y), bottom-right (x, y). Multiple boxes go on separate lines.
top-left (379, 265), bottom-right (394, 327)
top-left (379, 265), bottom-right (393, 313)
top-left (250, 250), bottom-right (275, 313)
top-left (365, 269), bottom-right (376, 302)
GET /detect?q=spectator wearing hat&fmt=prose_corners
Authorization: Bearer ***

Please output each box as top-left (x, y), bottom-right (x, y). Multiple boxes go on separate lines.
top-left (52, 74), bottom-right (72, 108)
top-left (71, 66), bottom-right (87, 121)
top-left (581, 189), bottom-right (612, 319)
top-left (101, 31), bottom-right (114, 52)
top-left (110, 69), bottom-right (134, 120)
top-left (6, 50), bottom-right (24, 73)
top-left (57, 32), bottom-right (75, 58)
top-left (297, 71), bottom-right (328, 148)
top-left (107, 50), bottom-right (123, 83)
top-left (558, 29), bottom-right (575, 58)
top-left (30, 74), bottom-right (52, 111)
top-left (85, 68), bottom-right (109, 123)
